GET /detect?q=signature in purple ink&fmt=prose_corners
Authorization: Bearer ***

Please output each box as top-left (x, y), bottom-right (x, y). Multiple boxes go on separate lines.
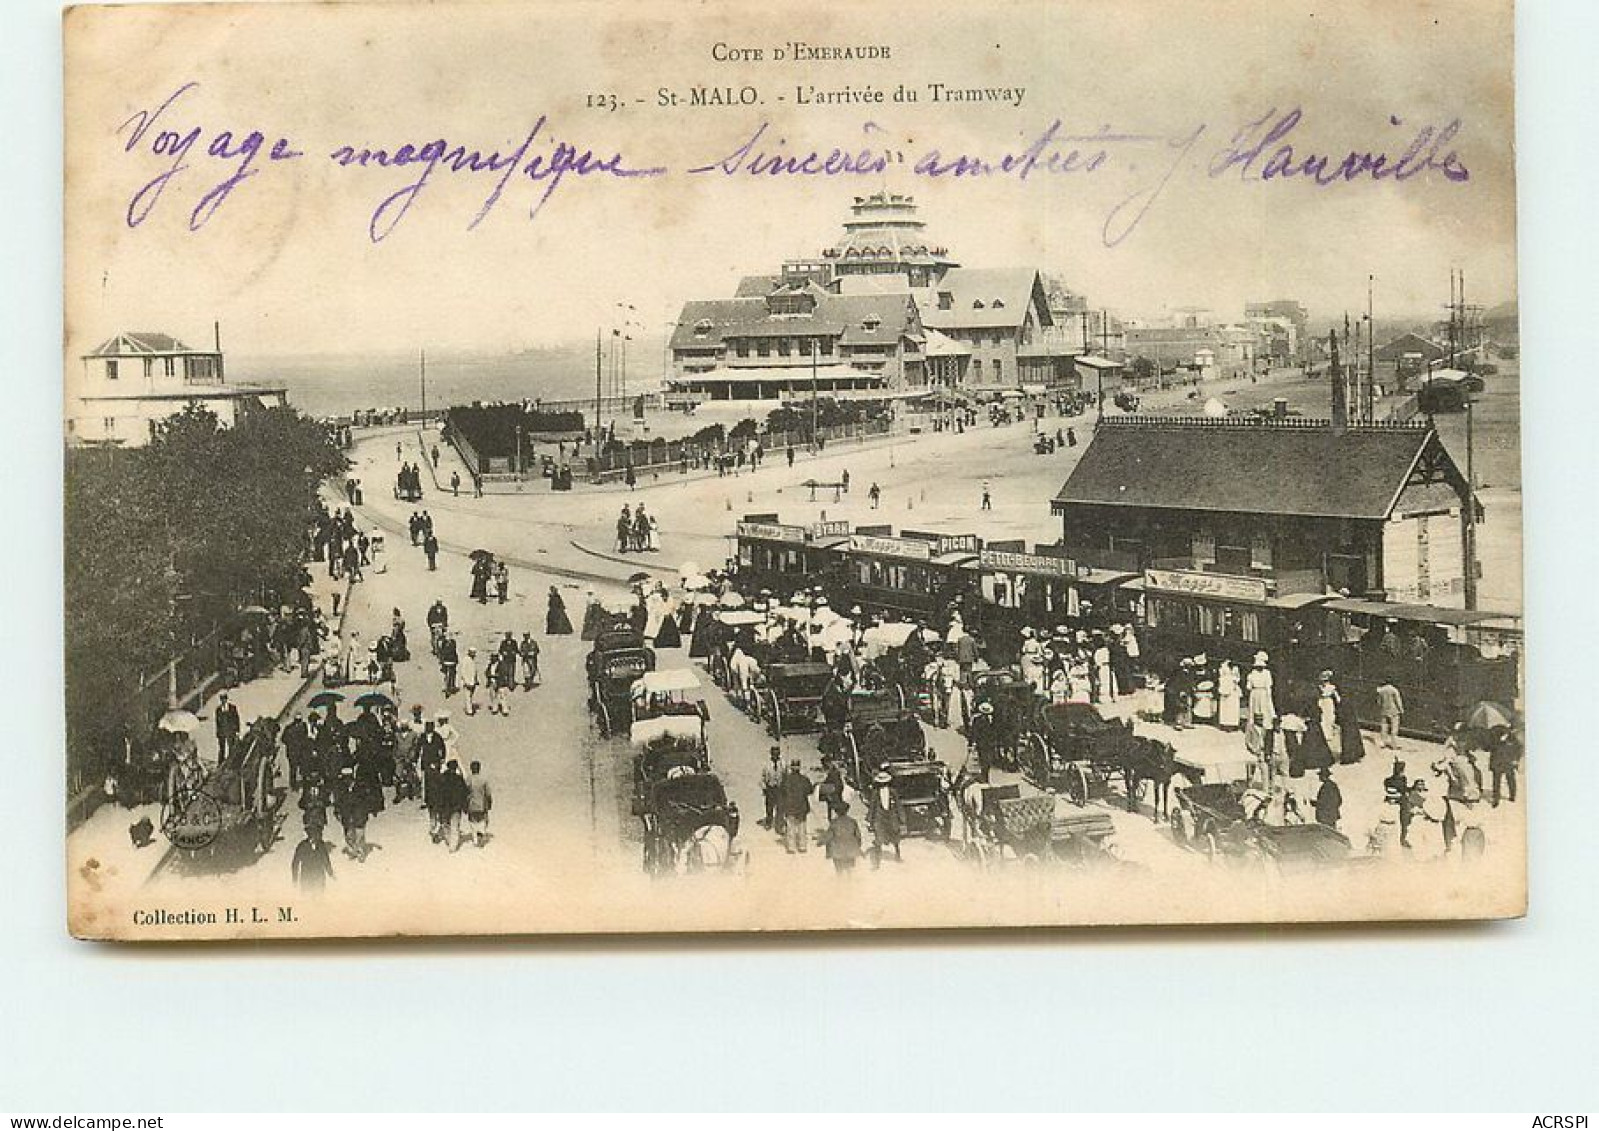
top-left (116, 82), bottom-right (303, 231)
top-left (1209, 107), bottom-right (1470, 186)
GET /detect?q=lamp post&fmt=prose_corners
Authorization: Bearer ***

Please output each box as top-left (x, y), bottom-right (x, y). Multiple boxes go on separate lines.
top-left (514, 423), bottom-right (523, 481)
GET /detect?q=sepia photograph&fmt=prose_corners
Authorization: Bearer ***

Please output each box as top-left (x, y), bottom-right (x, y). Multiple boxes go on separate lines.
top-left (61, 0), bottom-right (1526, 942)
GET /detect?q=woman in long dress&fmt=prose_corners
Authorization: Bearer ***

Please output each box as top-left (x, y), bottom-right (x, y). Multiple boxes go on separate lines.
top-left (579, 588), bottom-right (604, 641)
top-left (545, 586), bottom-right (574, 635)
top-left (1216, 660), bottom-right (1242, 730)
top-left (1245, 654), bottom-right (1276, 727)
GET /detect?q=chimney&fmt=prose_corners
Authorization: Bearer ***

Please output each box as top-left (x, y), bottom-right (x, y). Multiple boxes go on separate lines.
top-left (214, 320), bottom-right (225, 383)
top-left (1328, 329), bottom-right (1347, 429)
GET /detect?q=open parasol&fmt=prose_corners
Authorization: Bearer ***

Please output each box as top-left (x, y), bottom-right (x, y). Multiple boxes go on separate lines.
top-left (308, 690), bottom-right (345, 708)
top-left (718, 592), bottom-right (747, 609)
top-left (864, 622), bottom-right (920, 649)
top-left (354, 691), bottom-right (395, 710)
top-left (156, 709), bottom-right (200, 735)
top-left (1463, 701), bottom-right (1515, 731)
top-left (469, 549), bottom-right (495, 561)
top-left (238, 605), bottom-right (270, 617)
top-left (627, 571), bottom-right (654, 586)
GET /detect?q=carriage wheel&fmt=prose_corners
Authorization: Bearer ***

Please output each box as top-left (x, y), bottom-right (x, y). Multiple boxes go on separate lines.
top-left (1170, 807), bottom-right (1194, 846)
top-left (1021, 734), bottom-right (1049, 786)
top-left (846, 733), bottom-right (864, 789)
top-left (597, 700), bottom-right (611, 737)
top-left (1203, 831), bottom-right (1221, 861)
top-left (767, 696), bottom-right (783, 738)
top-left (1064, 764), bottom-right (1090, 807)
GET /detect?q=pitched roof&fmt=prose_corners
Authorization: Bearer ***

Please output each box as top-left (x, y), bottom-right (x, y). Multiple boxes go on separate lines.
top-left (86, 332), bottom-right (205, 357)
top-left (1053, 417), bottom-right (1463, 520)
top-left (671, 292), bottom-right (921, 350)
top-left (914, 267), bottom-right (1051, 331)
top-left (734, 274), bottom-right (783, 298)
top-left (1373, 332), bottom-right (1447, 362)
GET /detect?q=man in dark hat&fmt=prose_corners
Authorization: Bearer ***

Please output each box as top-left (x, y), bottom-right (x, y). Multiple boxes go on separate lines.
top-left (760, 747), bottom-right (784, 831)
top-left (291, 829), bottom-right (336, 892)
top-left (778, 759), bottom-right (814, 853)
top-left (214, 692), bottom-right (240, 762)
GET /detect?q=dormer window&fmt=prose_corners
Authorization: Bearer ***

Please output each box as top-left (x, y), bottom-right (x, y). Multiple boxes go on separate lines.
top-left (862, 315), bottom-right (882, 333)
top-left (972, 299), bottom-right (985, 309)
top-left (992, 298), bottom-right (1005, 309)
top-left (937, 292), bottom-right (953, 311)
top-left (693, 319), bottom-right (713, 338)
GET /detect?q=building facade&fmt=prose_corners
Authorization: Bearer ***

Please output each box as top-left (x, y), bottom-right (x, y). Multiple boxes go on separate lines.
top-left (69, 332), bottom-right (289, 447)
top-left (1052, 415), bottom-right (1475, 610)
top-left (668, 193), bottom-right (1079, 400)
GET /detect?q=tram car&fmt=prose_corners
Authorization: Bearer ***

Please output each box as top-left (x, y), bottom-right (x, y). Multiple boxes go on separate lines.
top-left (1139, 592), bottom-right (1520, 740)
top-left (586, 629), bottom-right (656, 736)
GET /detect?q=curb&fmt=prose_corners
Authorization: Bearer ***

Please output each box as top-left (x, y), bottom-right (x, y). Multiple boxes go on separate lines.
top-left (567, 540), bottom-right (681, 575)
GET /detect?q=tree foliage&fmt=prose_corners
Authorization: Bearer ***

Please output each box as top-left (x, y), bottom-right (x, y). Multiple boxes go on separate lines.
top-left (64, 405), bottom-right (346, 787)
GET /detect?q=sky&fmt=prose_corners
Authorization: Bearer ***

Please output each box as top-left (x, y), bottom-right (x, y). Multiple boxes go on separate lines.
top-left (64, 0), bottom-right (1517, 361)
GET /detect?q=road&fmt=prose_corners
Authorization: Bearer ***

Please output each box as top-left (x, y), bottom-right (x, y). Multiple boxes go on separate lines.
top-left (64, 370), bottom-right (1527, 935)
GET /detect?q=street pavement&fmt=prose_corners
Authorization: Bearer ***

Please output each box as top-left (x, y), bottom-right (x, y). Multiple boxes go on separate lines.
top-left (66, 365), bottom-right (1526, 934)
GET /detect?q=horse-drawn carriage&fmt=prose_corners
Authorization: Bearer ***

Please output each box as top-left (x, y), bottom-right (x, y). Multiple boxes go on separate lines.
top-left (821, 688), bottom-right (928, 789)
top-left (160, 727), bottom-right (288, 867)
top-left (958, 779), bottom-right (1118, 867)
top-left (1169, 781), bottom-right (1353, 871)
top-left (1019, 701), bottom-right (1136, 803)
top-left (1018, 702), bottom-right (1184, 816)
top-left (629, 669), bottom-right (708, 743)
top-left (868, 758), bottom-right (953, 842)
top-left (587, 629), bottom-right (655, 736)
top-left (629, 719), bottom-right (739, 875)
top-left (753, 661), bottom-right (835, 736)
top-left (969, 667), bottom-right (1040, 765)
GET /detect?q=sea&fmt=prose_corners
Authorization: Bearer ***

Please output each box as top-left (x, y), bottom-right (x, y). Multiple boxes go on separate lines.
top-left (228, 340), bottom-right (663, 419)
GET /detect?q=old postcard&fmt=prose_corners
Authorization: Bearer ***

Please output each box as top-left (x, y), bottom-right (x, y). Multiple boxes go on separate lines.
top-left (63, 0), bottom-right (1524, 940)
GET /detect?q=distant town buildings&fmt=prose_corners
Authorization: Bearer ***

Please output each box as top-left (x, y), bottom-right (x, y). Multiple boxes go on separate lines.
top-left (667, 193), bottom-right (1083, 402)
top-left (1245, 300), bottom-right (1310, 365)
top-left (68, 331), bottom-right (288, 447)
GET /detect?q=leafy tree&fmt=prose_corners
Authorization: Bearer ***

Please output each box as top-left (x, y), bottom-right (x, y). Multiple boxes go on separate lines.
top-left (64, 405), bottom-right (346, 790)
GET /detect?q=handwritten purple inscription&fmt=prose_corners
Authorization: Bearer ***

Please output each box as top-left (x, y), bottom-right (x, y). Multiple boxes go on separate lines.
top-left (111, 84), bottom-right (1471, 247)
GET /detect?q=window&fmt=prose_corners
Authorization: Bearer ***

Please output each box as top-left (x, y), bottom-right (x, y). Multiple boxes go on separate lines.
top-left (143, 359), bottom-right (153, 380)
top-left (862, 315), bottom-right (881, 333)
top-left (819, 339), bottom-right (834, 356)
top-left (777, 338), bottom-right (791, 357)
top-left (163, 356), bottom-right (176, 377)
top-left (993, 360), bottom-right (1004, 383)
top-left (992, 298), bottom-right (1005, 309)
top-left (105, 359), bottom-right (118, 380)
top-left (103, 416), bottom-right (117, 434)
top-left (757, 340), bottom-right (771, 357)
top-left (693, 319), bottom-right (713, 337)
